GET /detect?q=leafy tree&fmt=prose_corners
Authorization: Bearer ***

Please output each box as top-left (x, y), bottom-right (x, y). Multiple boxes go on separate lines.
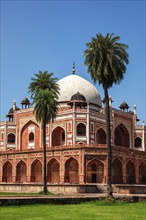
top-left (28, 71), bottom-right (60, 194)
top-left (84, 33), bottom-right (129, 196)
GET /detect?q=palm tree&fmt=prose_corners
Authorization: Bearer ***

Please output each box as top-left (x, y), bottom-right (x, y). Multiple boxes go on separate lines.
top-left (28, 71), bottom-right (60, 195)
top-left (84, 33), bottom-right (129, 196)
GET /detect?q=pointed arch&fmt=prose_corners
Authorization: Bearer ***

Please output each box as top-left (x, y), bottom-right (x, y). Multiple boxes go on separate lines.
top-left (7, 133), bottom-right (15, 144)
top-left (76, 123), bottom-right (86, 136)
top-left (47, 159), bottom-right (60, 183)
top-left (2, 161), bottom-right (12, 182)
top-left (96, 128), bottom-right (106, 144)
top-left (134, 137), bottom-right (142, 148)
top-left (112, 158), bottom-right (123, 183)
top-left (52, 126), bottom-right (65, 146)
top-left (114, 124), bottom-right (130, 148)
top-left (139, 162), bottom-right (146, 184)
top-left (16, 160), bottom-right (27, 182)
top-left (65, 157), bottom-right (79, 183)
top-left (21, 120), bottom-right (40, 150)
top-left (86, 159), bottom-right (104, 183)
top-left (31, 159), bottom-right (42, 182)
top-left (126, 160), bottom-right (135, 183)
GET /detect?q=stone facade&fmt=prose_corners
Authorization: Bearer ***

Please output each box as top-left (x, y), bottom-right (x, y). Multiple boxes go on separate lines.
top-left (0, 74), bottom-right (146, 193)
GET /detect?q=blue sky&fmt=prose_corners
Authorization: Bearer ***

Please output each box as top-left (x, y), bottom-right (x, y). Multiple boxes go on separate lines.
top-left (0, 0), bottom-right (145, 123)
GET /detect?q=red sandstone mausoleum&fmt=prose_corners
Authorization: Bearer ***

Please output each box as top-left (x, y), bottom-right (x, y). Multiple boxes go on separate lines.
top-left (0, 73), bottom-right (146, 194)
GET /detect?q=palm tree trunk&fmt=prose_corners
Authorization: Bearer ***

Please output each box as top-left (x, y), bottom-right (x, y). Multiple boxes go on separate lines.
top-left (42, 118), bottom-right (47, 195)
top-left (104, 87), bottom-right (113, 196)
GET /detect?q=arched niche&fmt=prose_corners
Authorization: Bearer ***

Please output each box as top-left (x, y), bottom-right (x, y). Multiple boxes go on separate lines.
top-left (21, 121), bottom-right (40, 150)
top-left (114, 124), bottom-right (130, 148)
top-left (16, 160), bottom-right (27, 182)
top-left (112, 158), bottom-right (123, 184)
top-left (52, 126), bottom-right (65, 146)
top-left (86, 159), bottom-right (104, 183)
top-left (31, 159), bottom-right (42, 182)
top-left (76, 123), bottom-right (86, 136)
top-left (126, 160), bottom-right (135, 184)
top-left (96, 128), bottom-right (106, 144)
top-left (47, 159), bottom-right (60, 183)
top-left (2, 161), bottom-right (12, 182)
top-left (65, 157), bottom-right (79, 183)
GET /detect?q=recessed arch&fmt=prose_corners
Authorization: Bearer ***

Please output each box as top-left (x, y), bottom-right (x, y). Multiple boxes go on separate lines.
top-left (139, 162), bottom-right (146, 184)
top-left (16, 160), bottom-right (27, 182)
top-left (7, 133), bottom-right (15, 144)
top-left (2, 161), bottom-right (12, 182)
top-left (134, 137), bottom-right (142, 148)
top-left (52, 126), bottom-right (65, 146)
top-left (31, 159), bottom-right (42, 182)
top-left (76, 123), bottom-right (86, 136)
top-left (114, 124), bottom-right (130, 148)
top-left (126, 160), bottom-right (135, 184)
top-left (21, 120), bottom-right (40, 150)
top-left (65, 157), bottom-right (79, 183)
top-left (96, 128), bottom-right (106, 144)
top-left (86, 159), bottom-right (104, 183)
top-left (112, 158), bottom-right (123, 183)
top-left (47, 159), bottom-right (60, 183)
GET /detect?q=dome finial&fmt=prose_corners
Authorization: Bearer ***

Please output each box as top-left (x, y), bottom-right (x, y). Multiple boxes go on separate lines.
top-left (72, 62), bottom-right (75, 74)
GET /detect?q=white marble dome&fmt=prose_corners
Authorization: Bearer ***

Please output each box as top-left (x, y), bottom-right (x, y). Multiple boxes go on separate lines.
top-left (58, 74), bottom-right (102, 106)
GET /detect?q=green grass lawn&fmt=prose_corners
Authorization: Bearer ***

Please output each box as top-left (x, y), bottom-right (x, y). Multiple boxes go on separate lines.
top-left (0, 200), bottom-right (146, 220)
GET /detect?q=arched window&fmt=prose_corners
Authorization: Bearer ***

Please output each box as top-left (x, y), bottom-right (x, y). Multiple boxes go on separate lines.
top-left (52, 127), bottom-right (65, 146)
top-left (77, 123), bottom-right (86, 136)
top-left (134, 137), bottom-right (142, 148)
top-left (29, 132), bottom-right (34, 142)
top-left (96, 128), bottom-right (106, 144)
top-left (7, 133), bottom-right (15, 144)
top-left (114, 124), bottom-right (130, 148)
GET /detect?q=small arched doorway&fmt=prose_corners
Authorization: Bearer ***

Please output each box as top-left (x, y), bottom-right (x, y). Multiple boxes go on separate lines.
top-left (47, 159), bottom-right (60, 183)
top-left (2, 161), bottom-right (12, 182)
top-left (52, 127), bottom-right (65, 146)
top-left (126, 161), bottom-right (135, 184)
top-left (112, 158), bottom-right (123, 183)
top-left (86, 159), bottom-right (104, 183)
top-left (65, 158), bottom-right (79, 183)
top-left (31, 160), bottom-right (42, 182)
top-left (16, 161), bottom-right (27, 182)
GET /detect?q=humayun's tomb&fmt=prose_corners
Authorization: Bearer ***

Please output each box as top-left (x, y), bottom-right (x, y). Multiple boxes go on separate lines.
top-left (0, 72), bottom-right (146, 194)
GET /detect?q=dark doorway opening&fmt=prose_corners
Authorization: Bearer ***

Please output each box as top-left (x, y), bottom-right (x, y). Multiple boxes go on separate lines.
top-left (92, 174), bottom-right (96, 183)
